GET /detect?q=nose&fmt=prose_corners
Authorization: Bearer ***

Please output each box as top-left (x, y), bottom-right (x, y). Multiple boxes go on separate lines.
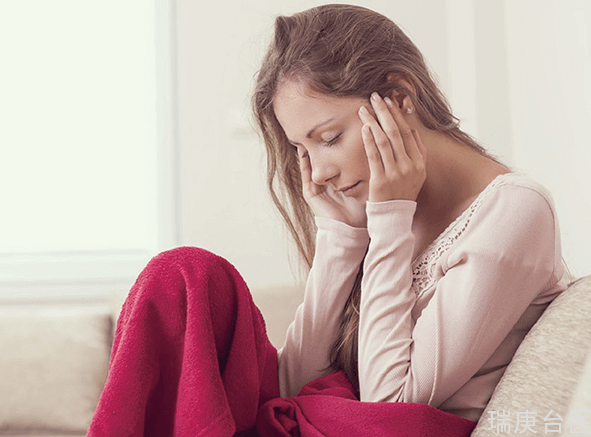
top-left (310, 153), bottom-right (339, 186)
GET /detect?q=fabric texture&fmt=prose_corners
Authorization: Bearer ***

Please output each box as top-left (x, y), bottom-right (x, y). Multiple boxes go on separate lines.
top-left (87, 247), bottom-right (280, 436)
top-left (258, 370), bottom-right (476, 437)
top-left (471, 274), bottom-right (591, 436)
top-left (0, 306), bottom-right (110, 434)
top-left (279, 172), bottom-right (568, 423)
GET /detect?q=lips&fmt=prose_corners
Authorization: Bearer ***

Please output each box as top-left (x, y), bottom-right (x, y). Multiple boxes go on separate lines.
top-left (340, 181), bottom-right (360, 193)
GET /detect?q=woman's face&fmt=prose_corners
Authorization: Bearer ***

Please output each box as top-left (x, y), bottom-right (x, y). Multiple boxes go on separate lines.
top-left (273, 80), bottom-right (372, 204)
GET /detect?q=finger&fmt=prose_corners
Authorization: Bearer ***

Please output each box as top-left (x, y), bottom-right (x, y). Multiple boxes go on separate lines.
top-left (380, 95), bottom-right (418, 162)
top-left (361, 123), bottom-right (385, 178)
top-left (298, 150), bottom-right (313, 189)
top-left (358, 105), bottom-right (395, 172)
top-left (369, 93), bottom-right (409, 165)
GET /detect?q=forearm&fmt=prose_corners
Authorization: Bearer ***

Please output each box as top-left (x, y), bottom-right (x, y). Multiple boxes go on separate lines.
top-left (278, 216), bottom-right (369, 397)
top-left (358, 200), bottom-right (417, 402)
top-left (356, 183), bottom-right (562, 409)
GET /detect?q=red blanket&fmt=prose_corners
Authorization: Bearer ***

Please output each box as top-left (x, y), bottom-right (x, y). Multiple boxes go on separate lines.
top-left (257, 371), bottom-right (477, 437)
top-left (87, 246), bottom-right (477, 436)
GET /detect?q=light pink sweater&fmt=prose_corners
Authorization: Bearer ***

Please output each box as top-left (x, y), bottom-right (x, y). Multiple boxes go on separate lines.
top-left (277, 172), bottom-right (567, 422)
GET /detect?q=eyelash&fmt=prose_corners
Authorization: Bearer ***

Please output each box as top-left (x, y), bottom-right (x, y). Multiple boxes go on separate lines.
top-left (324, 133), bottom-right (341, 147)
top-left (292, 133), bottom-right (341, 159)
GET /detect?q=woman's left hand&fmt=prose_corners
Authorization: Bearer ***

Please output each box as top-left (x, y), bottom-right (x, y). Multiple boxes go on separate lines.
top-left (358, 93), bottom-right (427, 202)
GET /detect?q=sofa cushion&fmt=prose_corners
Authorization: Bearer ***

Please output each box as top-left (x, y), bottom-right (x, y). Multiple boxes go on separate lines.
top-left (250, 285), bottom-right (302, 349)
top-left (0, 305), bottom-right (111, 434)
top-left (562, 344), bottom-right (591, 434)
top-left (472, 274), bottom-right (591, 436)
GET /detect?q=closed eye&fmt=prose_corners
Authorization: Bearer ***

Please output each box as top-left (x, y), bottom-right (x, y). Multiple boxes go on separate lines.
top-left (289, 133), bottom-right (339, 158)
top-left (324, 133), bottom-right (341, 147)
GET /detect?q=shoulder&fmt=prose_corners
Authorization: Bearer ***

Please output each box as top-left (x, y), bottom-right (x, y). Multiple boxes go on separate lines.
top-left (494, 172), bottom-right (557, 209)
top-left (449, 172), bottom-right (561, 269)
top-left (470, 172), bottom-right (558, 229)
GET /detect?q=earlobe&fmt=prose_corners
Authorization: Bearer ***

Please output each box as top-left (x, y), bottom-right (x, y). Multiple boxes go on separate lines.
top-left (401, 95), bottom-right (415, 114)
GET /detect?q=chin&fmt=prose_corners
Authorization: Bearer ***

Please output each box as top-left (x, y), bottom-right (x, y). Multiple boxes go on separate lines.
top-left (354, 193), bottom-right (368, 204)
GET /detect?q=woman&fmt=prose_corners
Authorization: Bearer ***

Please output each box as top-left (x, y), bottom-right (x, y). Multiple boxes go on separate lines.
top-left (255, 1), bottom-right (567, 416)
top-left (88, 4), bottom-right (568, 436)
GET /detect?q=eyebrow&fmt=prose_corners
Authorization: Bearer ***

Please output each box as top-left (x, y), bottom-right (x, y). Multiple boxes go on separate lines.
top-left (287, 117), bottom-right (336, 145)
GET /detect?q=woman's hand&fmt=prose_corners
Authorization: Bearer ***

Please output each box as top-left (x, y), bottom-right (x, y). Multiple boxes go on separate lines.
top-left (359, 93), bottom-right (427, 202)
top-left (299, 152), bottom-right (367, 228)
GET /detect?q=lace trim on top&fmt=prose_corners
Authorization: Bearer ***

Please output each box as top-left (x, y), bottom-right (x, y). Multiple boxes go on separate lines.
top-left (410, 174), bottom-right (512, 297)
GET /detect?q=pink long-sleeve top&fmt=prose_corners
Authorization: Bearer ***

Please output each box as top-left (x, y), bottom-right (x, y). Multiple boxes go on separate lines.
top-left (277, 172), bottom-right (568, 422)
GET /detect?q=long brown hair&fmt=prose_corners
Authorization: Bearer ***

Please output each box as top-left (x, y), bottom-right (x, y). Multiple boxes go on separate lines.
top-left (251, 4), bottom-right (500, 391)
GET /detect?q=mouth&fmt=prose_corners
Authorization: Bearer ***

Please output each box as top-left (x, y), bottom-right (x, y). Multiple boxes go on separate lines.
top-left (339, 181), bottom-right (361, 195)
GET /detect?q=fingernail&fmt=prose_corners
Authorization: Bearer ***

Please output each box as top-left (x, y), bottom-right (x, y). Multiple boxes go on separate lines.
top-left (359, 106), bottom-right (369, 115)
top-left (371, 92), bottom-right (380, 102)
top-left (384, 97), bottom-right (394, 108)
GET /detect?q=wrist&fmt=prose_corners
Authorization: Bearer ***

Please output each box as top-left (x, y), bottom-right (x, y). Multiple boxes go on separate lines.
top-left (315, 216), bottom-right (368, 235)
top-left (365, 200), bottom-right (416, 237)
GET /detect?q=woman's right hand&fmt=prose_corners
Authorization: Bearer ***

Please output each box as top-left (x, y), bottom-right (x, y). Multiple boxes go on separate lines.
top-left (299, 152), bottom-right (367, 228)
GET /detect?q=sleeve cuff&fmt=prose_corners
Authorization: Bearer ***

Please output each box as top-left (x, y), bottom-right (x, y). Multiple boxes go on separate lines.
top-left (366, 199), bottom-right (417, 214)
top-left (315, 216), bottom-right (368, 235)
top-left (366, 200), bottom-right (416, 238)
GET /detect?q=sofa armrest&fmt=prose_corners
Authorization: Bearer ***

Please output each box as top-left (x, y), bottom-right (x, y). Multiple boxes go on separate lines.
top-left (471, 275), bottom-right (591, 436)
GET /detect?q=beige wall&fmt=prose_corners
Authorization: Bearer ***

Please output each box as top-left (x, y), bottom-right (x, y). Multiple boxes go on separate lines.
top-left (176, 0), bottom-right (591, 293)
top-left (176, 0), bottom-right (454, 291)
top-left (503, 0), bottom-right (591, 279)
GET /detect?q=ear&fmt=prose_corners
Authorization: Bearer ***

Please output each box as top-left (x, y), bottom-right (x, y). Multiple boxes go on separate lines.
top-left (386, 73), bottom-right (416, 110)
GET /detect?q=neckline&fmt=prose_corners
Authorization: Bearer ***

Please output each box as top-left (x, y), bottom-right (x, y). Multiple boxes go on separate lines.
top-left (411, 172), bottom-right (516, 266)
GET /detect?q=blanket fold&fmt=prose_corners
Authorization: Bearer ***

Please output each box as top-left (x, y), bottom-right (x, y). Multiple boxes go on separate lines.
top-left (256, 371), bottom-right (477, 436)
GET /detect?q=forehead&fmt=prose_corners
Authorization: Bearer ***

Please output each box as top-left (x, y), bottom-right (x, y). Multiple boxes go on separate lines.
top-left (272, 80), bottom-right (361, 139)
top-left (273, 80), bottom-right (335, 114)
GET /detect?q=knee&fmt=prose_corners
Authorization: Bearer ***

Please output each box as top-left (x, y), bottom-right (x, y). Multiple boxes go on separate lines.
top-left (142, 246), bottom-right (245, 293)
top-left (150, 246), bottom-right (222, 269)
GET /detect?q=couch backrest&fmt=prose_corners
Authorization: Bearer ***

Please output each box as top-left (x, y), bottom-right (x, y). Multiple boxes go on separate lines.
top-left (0, 304), bottom-right (111, 434)
top-left (472, 274), bottom-right (591, 436)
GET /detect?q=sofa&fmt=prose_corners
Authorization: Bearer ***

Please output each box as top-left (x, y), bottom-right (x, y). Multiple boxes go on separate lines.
top-left (0, 272), bottom-right (589, 437)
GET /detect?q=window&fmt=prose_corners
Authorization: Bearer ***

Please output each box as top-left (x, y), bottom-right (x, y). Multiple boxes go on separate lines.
top-left (0, 0), bottom-right (178, 303)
